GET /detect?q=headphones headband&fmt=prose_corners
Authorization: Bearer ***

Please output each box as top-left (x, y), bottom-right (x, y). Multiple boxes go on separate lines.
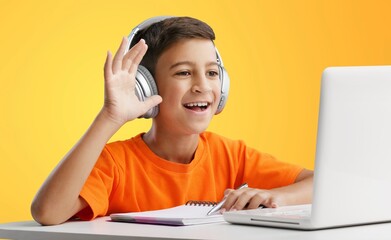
top-left (125, 16), bottom-right (173, 55)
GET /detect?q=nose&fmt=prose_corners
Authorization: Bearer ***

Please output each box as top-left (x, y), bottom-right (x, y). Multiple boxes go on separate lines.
top-left (191, 72), bottom-right (212, 94)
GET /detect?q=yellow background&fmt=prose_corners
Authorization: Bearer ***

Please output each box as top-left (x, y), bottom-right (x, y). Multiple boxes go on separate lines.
top-left (1, 0), bottom-right (390, 223)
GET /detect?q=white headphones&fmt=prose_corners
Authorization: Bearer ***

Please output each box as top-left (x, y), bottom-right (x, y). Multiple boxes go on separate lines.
top-left (126, 16), bottom-right (230, 118)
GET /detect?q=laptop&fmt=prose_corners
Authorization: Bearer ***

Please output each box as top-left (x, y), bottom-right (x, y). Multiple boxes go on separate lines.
top-left (224, 66), bottom-right (391, 230)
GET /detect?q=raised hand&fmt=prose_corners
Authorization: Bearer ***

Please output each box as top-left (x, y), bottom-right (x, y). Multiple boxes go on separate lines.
top-left (101, 37), bottom-right (162, 126)
top-left (31, 38), bottom-right (164, 226)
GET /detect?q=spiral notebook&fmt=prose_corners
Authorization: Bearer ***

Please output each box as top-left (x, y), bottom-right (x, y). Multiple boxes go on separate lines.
top-left (110, 201), bottom-right (224, 226)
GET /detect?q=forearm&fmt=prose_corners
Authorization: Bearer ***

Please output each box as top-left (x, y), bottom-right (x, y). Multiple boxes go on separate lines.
top-left (31, 110), bottom-right (122, 225)
top-left (31, 38), bottom-right (157, 225)
top-left (271, 169), bottom-right (314, 206)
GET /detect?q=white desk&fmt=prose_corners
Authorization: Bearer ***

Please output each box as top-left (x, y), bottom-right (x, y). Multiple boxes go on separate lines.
top-left (1, 217), bottom-right (391, 240)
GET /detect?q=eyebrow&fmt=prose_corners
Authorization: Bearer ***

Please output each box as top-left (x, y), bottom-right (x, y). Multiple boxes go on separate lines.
top-left (169, 61), bottom-right (219, 70)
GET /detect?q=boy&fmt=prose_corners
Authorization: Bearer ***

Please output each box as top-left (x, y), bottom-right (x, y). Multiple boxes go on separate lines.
top-left (31, 16), bottom-right (313, 225)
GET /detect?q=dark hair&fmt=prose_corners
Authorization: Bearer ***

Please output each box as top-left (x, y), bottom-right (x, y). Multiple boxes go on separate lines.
top-left (130, 16), bottom-right (216, 76)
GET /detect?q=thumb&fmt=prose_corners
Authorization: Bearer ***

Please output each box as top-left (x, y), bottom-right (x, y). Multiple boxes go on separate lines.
top-left (224, 188), bottom-right (234, 197)
top-left (142, 95), bottom-right (163, 110)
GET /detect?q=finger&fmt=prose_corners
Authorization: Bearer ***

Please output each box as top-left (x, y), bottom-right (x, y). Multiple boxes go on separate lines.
top-left (104, 51), bottom-right (113, 81)
top-left (128, 42), bottom-right (148, 74)
top-left (123, 39), bottom-right (148, 73)
top-left (229, 190), bottom-right (255, 211)
top-left (112, 37), bottom-right (128, 74)
top-left (224, 189), bottom-right (234, 197)
top-left (221, 190), bottom-right (242, 212)
top-left (247, 193), bottom-right (279, 209)
top-left (142, 95), bottom-right (163, 110)
top-left (220, 189), bottom-right (232, 212)
top-left (246, 194), bottom-right (267, 209)
top-left (137, 95), bottom-right (162, 117)
top-left (262, 200), bottom-right (279, 208)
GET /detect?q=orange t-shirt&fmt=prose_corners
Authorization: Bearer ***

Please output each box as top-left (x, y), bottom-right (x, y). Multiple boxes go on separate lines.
top-left (76, 132), bottom-right (303, 220)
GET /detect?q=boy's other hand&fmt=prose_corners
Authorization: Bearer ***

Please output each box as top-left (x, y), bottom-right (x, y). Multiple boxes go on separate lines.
top-left (101, 37), bottom-right (162, 126)
top-left (220, 187), bottom-right (282, 213)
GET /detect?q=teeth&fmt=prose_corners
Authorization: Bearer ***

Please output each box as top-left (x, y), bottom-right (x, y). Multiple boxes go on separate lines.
top-left (185, 102), bottom-right (209, 107)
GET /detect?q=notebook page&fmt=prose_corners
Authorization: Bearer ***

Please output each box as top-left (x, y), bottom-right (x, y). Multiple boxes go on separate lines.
top-left (114, 205), bottom-right (214, 219)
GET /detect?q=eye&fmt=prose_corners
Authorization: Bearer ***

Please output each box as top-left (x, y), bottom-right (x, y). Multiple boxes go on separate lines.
top-left (207, 70), bottom-right (219, 78)
top-left (175, 71), bottom-right (191, 76)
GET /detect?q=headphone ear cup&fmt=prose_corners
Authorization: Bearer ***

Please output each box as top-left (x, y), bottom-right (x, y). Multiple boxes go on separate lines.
top-left (215, 65), bottom-right (230, 115)
top-left (134, 65), bottom-right (159, 118)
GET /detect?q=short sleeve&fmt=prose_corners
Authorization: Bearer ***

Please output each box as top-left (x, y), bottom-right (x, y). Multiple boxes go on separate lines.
top-left (240, 146), bottom-right (303, 189)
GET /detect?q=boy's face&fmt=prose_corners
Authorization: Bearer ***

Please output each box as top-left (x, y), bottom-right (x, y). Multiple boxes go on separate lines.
top-left (154, 38), bottom-right (221, 135)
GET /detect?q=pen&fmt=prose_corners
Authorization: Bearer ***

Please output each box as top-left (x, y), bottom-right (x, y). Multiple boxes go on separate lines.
top-left (207, 183), bottom-right (248, 216)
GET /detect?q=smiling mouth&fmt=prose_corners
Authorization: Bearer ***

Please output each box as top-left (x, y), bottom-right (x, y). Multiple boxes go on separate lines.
top-left (183, 102), bottom-right (210, 112)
